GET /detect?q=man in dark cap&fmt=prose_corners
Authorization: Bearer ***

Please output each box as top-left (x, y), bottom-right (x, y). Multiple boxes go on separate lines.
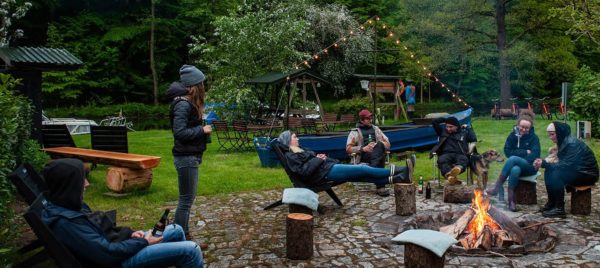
top-left (431, 116), bottom-right (477, 185)
top-left (41, 158), bottom-right (204, 267)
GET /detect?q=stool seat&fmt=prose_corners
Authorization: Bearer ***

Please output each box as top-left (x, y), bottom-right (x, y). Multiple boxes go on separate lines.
top-left (517, 172), bottom-right (541, 183)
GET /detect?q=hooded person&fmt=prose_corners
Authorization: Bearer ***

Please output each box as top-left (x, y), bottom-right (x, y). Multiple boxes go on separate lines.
top-left (346, 109), bottom-right (392, 196)
top-left (41, 158), bottom-right (203, 267)
top-left (537, 122), bottom-right (599, 218)
top-left (430, 116), bottom-right (477, 185)
top-left (486, 112), bottom-right (540, 211)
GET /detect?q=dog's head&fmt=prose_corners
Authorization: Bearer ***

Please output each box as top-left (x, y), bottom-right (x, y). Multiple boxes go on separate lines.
top-left (482, 149), bottom-right (504, 162)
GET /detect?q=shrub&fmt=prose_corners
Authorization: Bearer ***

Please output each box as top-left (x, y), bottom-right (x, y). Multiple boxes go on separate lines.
top-left (571, 66), bottom-right (600, 138)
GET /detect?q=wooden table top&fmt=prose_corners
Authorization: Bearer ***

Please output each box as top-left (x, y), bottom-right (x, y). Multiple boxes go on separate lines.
top-left (43, 147), bottom-right (161, 169)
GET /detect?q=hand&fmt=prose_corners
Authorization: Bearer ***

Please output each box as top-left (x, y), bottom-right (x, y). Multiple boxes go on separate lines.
top-left (203, 125), bottom-right (212, 134)
top-left (461, 124), bottom-right (468, 129)
top-left (131, 230), bottom-right (145, 238)
top-left (316, 154), bottom-right (327, 160)
top-left (527, 150), bottom-right (531, 154)
top-left (144, 232), bottom-right (163, 245)
top-left (533, 158), bottom-right (542, 170)
top-left (362, 143), bottom-right (374, 153)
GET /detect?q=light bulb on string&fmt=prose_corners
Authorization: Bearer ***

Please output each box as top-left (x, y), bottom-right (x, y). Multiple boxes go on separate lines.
top-left (350, 30), bottom-right (354, 35)
top-left (342, 37), bottom-right (347, 41)
top-left (410, 54), bottom-right (414, 58)
top-left (417, 60), bottom-right (420, 64)
top-left (404, 46), bottom-right (408, 50)
top-left (389, 33), bottom-right (393, 37)
top-left (334, 43), bottom-right (338, 48)
top-left (423, 66), bottom-right (427, 70)
top-left (323, 49), bottom-right (328, 53)
top-left (314, 55), bottom-right (319, 60)
top-left (396, 40), bottom-right (400, 44)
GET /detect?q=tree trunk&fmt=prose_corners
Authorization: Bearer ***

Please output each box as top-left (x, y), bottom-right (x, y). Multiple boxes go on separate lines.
top-left (496, 0), bottom-right (511, 109)
top-left (394, 183), bottom-right (416, 216)
top-left (150, 0), bottom-right (158, 105)
top-left (571, 187), bottom-right (592, 215)
top-left (515, 181), bottom-right (537, 205)
top-left (404, 244), bottom-right (445, 268)
top-left (286, 213), bottom-right (313, 260)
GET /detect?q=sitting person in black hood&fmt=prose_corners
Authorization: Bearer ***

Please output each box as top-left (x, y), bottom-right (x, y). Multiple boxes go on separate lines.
top-left (534, 122), bottom-right (599, 218)
top-left (431, 116), bottom-right (477, 185)
top-left (41, 158), bottom-right (203, 267)
top-left (279, 130), bottom-right (414, 187)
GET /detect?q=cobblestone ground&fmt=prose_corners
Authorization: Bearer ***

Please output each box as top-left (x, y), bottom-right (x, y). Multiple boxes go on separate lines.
top-left (186, 181), bottom-right (600, 267)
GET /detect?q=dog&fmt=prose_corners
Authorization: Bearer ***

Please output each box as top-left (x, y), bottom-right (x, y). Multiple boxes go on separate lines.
top-left (470, 149), bottom-right (504, 189)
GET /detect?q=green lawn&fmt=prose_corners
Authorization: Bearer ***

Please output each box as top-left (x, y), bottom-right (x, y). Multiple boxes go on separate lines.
top-left (75, 117), bottom-right (600, 229)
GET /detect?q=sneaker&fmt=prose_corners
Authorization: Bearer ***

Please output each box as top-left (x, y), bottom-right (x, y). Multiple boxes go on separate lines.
top-left (538, 201), bottom-right (553, 213)
top-left (542, 207), bottom-right (566, 218)
top-left (405, 156), bottom-right (415, 182)
top-left (375, 187), bottom-right (390, 197)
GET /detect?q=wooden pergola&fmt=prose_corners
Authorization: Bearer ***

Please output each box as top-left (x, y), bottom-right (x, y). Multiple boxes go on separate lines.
top-left (354, 73), bottom-right (408, 121)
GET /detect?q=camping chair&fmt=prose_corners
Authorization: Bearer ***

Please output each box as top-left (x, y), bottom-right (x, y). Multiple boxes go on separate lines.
top-left (432, 142), bottom-right (476, 186)
top-left (41, 124), bottom-right (76, 148)
top-left (8, 163), bottom-right (48, 205)
top-left (90, 125), bottom-right (128, 153)
top-left (212, 120), bottom-right (239, 152)
top-left (17, 194), bottom-right (82, 268)
top-left (263, 140), bottom-right (344, 213)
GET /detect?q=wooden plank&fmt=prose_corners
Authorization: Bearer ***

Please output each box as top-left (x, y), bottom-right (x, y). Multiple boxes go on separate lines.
top-left (43, 147), bottom-right (160, 169)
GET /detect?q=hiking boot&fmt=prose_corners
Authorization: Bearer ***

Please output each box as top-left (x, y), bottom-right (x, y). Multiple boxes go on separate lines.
top-left (538, 201), bottom-right (554, 213)
top-left (507, 187), bottom-right (518, 212)
top-left (375, 187), bottom-right (390, 197)
top-left (542, 207), bottom-right (566, 218)
top-left (486, 175), bottom-right (507, 196)
top-left (447, 175), bottom-right (462, 185)
top-left (449, 165), bottom-right (462, 178)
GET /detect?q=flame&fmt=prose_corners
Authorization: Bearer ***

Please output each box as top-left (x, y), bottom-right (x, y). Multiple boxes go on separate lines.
top-left (467, 189), bottom-right (500, 240)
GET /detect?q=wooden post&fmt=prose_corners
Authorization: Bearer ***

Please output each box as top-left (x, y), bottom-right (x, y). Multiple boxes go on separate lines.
top-left (404, 243), bottom-right (445, 268)
top-left (106, 166), bottom-right (152, 193)
top-left (289, 204), bottom-right (313, 215)
top-left (394, 183), bottom-right (416, 216)
top-left (443, 184), bottom-right (476, 203)
top-left (286, 213), bottom-right (313, 260)
top-left (515, 181), bottom-right (537, 205)
top-left (571, 187), bottom-right (592, 215)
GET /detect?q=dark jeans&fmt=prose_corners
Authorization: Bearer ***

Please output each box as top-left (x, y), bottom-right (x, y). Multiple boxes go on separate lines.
top-left (437, 152), bottom-right (468, 175)
top-left (173, 155), bottom-right (201, 234)
top-left (544, 168), bottom-right (598, 206)
top-left (360, 142), bottom-right (386, 187)
top-left (501, 156), bottom-right (538, 189)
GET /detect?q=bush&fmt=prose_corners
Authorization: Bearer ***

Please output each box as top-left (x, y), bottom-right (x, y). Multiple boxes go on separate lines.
top-left (571, 66), bottom-right (600, 138)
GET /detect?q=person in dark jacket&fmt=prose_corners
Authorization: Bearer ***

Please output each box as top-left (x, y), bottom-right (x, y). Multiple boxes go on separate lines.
top-left (165, 64), bottom-right (211, 240)
top-left (41, 158), bottom-right (203, 267)
top-left (534, 122), bottom-right (599, 218)
top-left (431, 116), bottom-right (477, 185)
top-left (279, 130), bottom-right (414, 186)
top-left (486, 112), bottom-right (540, 211)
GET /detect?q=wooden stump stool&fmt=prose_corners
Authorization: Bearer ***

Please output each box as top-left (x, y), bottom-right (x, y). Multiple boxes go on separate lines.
top-left (286, 213), bottom-right (313, 260)
top-left (515, 181), bottom-right (537, 205)
top-left (571, 185), bottom-right (594, 215)
top-left (106, 166), bottom-right (152, 193)
top-left (405, 243), bottom-right (445, 268)
top-left (394, 183), bottom-right (416, 216)
top-left (289, 204), bottom-right (313, 215)
top-left (443, 184), bottom-right (476, 203)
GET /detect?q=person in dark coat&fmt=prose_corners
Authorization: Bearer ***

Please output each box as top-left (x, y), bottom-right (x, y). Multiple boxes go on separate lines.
top-left (41, 158), bottom-right (203, 267)
top-left (431, 116), bottom-right (477, 185)
top-left (534, 122), bottom-right (599, 218)
top-left (165, 64), bottom-right (211, 241)
top-left (279, 131), bottom-right (414, 186)
top-left (486, 112), bottom-right (540, 211)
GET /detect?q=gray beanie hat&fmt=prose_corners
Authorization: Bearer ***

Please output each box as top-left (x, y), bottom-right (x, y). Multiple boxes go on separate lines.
top-left (179, 64), bottom-right (205, 86)
top-left (278, 130), bottom-right (293, 146)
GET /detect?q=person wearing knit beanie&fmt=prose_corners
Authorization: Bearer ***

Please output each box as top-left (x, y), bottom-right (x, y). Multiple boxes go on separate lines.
top-left (444, 117), bottom-right (460, 127)
top-left (179, 64), bottom-right (205, 87)
top-left (430, 115), bottom-right (477, 185)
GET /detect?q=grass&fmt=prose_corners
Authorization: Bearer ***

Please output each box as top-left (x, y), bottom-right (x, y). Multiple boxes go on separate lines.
top-left (72, 117), bottom-right (599, 230)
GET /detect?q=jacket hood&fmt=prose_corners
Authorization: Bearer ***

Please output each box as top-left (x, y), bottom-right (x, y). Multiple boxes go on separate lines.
top-left (165, 81), bottom-right (188, 99)
top-left (43, 158), bottom-right (85, 211)
top-left (513, 125), bottom-right (536, 137)
top-left (42, 200), bottom-right (85, 226)
top-left (553, 121), bottom-right (571, 147)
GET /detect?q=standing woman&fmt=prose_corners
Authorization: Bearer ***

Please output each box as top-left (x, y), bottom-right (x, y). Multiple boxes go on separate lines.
top-left (165, 64), bottom-right (211, 240)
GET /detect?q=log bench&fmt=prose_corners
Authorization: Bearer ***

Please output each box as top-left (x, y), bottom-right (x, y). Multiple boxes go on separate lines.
top-left (43, 147), bottom-right (161, 193)
top-left (571, 185), bottom-right (596, 215)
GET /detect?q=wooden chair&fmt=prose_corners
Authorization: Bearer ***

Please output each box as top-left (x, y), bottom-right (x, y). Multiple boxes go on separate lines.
top-left (90, 125), bottom-right (128, 153)
top-left (319, 113), bottom-right (339, 131)
top-left (18, 194), bottom-right (82, 268)
top-left (283, 117), bottom-right (303, 133)
top-left (232, 120), bottom-right (253, 151)
top-left (340, 114), bottom-right (356, 129)
top-left (263, 140), bottom-right (344, 212)
top-left (300, 118), bottom-right (319, 134)
top-left (41, 124), bottom-right (76, 148)
top-left (212, 120), bottom-right (239, 152)
top-left (8, 163), bottom-right (48, 205)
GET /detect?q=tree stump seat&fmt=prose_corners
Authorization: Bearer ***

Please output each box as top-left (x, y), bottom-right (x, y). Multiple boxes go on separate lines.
top-left (515, 181), bottom-right (537, 205)
top-left (394, 183), bottom-right (416, 216)
top-left (571, 184), bottom-right (596, 215)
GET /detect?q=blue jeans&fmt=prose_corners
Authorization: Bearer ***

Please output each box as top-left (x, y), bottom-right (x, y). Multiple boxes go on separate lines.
top-left (326, 164), bottom-right (401, 185)
top-left (501, 156), bottom-right (537, 189)
top-left (122, 224), bottom-right (203, 268)
top-left (173, 155), bottom-right (201, 234)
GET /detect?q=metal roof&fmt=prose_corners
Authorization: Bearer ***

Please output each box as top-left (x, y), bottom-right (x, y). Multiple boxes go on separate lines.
top-left (353, 73), bottom-right (402, 81)
top-left (0, 46), bottom-right (83, 71)
top-left (246, 69), bottom-right (330, 85)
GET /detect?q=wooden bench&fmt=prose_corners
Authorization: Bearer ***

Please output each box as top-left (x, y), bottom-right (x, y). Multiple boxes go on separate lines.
top-left (43, 147), bottom-right (160, 193)
top-left (571, 185), bottom-right (596, 215)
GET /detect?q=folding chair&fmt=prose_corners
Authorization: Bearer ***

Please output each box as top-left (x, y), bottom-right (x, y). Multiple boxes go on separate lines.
top-left (212, 120), bottom-right (239, 152)
top-left (41, 124), bottom-right (76, 148)
top-left (232, 120), bottom-right (253, 151)
top-left (90, 125), bottom-right (128, 153)
top-left (263, 140), bottom-right (344, 212)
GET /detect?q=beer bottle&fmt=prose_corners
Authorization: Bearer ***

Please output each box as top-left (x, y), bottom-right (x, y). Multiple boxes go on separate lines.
top-left (425, 182), bottom-right (431, 199)
top-left (152, 209), bottom-right (170, 237)
top-left (418, 176), bottom-right (424, 194)
top-left (368, 134), bottom-right (373, 144)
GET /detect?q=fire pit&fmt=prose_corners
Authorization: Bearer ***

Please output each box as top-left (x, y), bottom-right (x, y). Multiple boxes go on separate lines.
top-left (412, 189), bottom-right (558, 256)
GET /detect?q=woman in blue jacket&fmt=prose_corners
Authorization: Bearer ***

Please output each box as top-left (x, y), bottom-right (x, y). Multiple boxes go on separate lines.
top-left (486, 113), bottom-right (540, 211)
top-left (41, 158), bottom-right (202, 267)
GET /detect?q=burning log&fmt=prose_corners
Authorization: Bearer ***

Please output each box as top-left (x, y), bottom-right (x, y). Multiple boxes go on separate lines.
top-left (475, 226), bottom-right (493, 251)
top-left (488, 206), bottom-right (525, 244)
top-left (440, 208), bottom-right (475, 239)
top-left (494, 230), bottom-right (514, 248)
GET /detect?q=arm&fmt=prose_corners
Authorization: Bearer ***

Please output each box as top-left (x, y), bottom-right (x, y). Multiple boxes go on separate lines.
top-left (345, 130), bottom-right (361, 154)
top-left (524, 136), bottom-right (541, 163)
top-left (503, 134), bottom-right (525, 158)
top-left (54, 218), bottom-right (148, 265)
top-left (432, 117), bottom-right (445, 136)
top-left (172, 101), bottom-right (205, 142)
top-left (375, 127), bottom-right (390, 150)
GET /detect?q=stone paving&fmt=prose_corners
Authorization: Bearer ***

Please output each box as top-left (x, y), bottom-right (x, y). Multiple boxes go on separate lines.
top-left (187, 181), bottom-right (600, 267)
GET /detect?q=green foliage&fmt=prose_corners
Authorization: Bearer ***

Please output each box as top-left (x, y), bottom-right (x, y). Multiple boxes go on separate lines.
top-left (332, 96), bottom-right (371, 115)
top-left (571, 66), bottom-right (600, 138)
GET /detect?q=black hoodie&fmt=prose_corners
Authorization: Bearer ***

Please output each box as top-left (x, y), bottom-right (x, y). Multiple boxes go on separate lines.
top-left (165, 81), bottom-right (208, 156)
top-left (543, 122), bottom-right (599, 179)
